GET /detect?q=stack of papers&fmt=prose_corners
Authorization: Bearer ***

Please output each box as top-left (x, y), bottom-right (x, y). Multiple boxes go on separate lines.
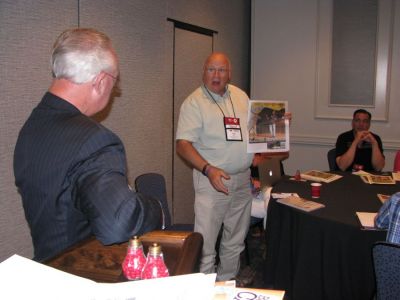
top-left (359, 174), bottom-right (395, 185)
top-left (300, 170), bottom-right (342, 183)
top-left (277, 196), bottom-right (325, 212)
top-left (272, 192), bottom-right (300, 199)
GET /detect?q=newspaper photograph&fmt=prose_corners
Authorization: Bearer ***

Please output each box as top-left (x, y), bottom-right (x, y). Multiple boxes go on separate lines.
top-left (247, 100), bottom-right (289, 153)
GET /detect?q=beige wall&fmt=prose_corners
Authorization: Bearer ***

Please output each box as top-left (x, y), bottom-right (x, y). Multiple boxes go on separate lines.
top-left (0, 0), bottom-right (250, 261)
top-left (251, 0), bottom-right (400, 174)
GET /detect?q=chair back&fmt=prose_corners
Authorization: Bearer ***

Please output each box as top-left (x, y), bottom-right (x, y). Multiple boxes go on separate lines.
top-left (327, 148), bottom-right (338, 171)
top-left (372, 241), bottom-right (400, 300)
top-left (135, 173), bottom-right (194, 231)
top-left (135, 173), bottom-right (172, 229)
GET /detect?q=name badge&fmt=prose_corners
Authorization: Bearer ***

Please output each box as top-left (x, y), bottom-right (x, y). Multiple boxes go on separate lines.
top-left (224, 117), bottom-right (243, 141)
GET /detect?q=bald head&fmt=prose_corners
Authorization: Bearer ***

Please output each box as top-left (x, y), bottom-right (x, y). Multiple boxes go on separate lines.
top-left (203, 52), bottom-right (231, 96)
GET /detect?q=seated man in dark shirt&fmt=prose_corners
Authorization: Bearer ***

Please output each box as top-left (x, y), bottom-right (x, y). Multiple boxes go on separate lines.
top-left (14, 28), bottom-right (161, 261)
top-left (335, 109), bottom-right (385, 172)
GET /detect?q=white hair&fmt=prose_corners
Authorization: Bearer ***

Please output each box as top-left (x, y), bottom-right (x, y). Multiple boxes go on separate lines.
top-left (51, 28), bottom-right (117, 84)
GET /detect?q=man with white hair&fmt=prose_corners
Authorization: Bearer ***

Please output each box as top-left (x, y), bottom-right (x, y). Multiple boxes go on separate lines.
top-left (14, 28), bottom-right (161, 262)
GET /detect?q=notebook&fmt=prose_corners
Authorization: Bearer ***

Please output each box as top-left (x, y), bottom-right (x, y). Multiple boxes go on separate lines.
top-left (258, 157), bottom-right (282, 188)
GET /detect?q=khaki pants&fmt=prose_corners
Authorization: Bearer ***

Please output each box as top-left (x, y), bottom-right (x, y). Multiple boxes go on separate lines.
top-left (193, 169), bottom-right (252, 281)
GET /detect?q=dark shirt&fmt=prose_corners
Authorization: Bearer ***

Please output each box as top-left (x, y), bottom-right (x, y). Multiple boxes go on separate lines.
top-left (335, 129), bottom-right (384, 171)
top-left (14, 92), bottom-right (161, 261)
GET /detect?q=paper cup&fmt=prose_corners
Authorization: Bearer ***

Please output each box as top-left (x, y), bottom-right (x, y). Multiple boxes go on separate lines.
top-left (311, 182), bottom-right (322, 198)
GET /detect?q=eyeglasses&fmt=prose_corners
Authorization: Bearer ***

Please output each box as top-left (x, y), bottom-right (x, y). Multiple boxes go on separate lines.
top-left (104, 71), bottom-right (118, 82)
top-left (205, 67), bottom-right (229, 74)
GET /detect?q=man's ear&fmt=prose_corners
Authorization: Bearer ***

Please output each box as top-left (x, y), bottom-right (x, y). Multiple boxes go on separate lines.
top-left (92, 72), bottom-right (107, 96)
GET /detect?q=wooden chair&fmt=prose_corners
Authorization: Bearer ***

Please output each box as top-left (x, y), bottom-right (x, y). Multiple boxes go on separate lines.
top-left (45, 230), bottom-right (203, 283)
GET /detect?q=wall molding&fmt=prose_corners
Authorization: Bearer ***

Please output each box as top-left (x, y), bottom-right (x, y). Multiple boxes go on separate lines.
top-left (291, 134), bottom-right (400, 150)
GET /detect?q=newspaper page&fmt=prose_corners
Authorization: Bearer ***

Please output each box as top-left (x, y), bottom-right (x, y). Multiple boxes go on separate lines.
top-left (360, 175), bottom-right (396, 185)
top-left (247, 100), bottom-right (289, 153)
top-left (301, 170), bottom-right (342, 183)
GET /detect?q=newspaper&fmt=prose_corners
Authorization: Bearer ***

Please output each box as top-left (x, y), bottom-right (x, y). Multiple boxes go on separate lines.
top-left (359, 174), bottom-right (396, 185)
top-left (300, 170), bottom-right (342, 183)
top-left (247, 100), bottom-right (289, 153)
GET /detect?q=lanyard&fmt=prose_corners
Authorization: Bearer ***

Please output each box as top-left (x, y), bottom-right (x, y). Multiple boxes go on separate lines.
top-left (204, 86), bottom-right (237, 118)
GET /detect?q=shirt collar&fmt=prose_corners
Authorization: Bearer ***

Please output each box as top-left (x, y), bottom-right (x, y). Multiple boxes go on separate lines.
top-left (202, 84), bottom-right (230, 101)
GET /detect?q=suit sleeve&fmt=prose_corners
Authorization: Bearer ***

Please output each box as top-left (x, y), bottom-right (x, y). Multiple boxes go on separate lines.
top-left (71, 129), bottom-right (162, 244)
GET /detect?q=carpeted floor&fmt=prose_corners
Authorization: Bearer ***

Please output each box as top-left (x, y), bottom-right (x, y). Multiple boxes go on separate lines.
top-left (237, 223), bottom-right (267, 288)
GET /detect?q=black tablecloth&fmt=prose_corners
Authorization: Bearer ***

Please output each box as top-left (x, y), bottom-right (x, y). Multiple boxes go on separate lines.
top-left (263, 172), bottom-right (400, 300)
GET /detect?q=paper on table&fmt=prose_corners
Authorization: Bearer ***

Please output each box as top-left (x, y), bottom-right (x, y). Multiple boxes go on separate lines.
top-left (0, 254), bottom-right (217, 300)
top-left (214, 280), bottom-right (285, 300)
top-left (366, 175), bottom-right (396, 185)
top-left (393, 172), bottom-right (400, 181)
top-left (277, 196), bottom-right (325, 212)
top-left (352, 170), bottom-right (372, 176)
top-left (0, 254), bottom-right (95, 300)
top-left (300, 170), bottom-right (342, 183)
top-left (356, 212), bottom-right (377, 230)
top-left (97, 273), bottom-right (216, 300)
top-left (271, 192), bottom-right (300, 199)
top-left (377, 194), bottom-right (391, 203)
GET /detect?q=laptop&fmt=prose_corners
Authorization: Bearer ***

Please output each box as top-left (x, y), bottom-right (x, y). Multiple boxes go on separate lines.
top-left (258, 157), bottom-right (282, 188)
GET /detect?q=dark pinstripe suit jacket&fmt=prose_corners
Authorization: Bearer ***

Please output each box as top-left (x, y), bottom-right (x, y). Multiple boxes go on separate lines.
top-left (14, 92), bottom-right (161, 261)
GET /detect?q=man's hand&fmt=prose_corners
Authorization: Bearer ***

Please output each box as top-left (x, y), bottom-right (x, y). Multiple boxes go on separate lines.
top-left (206, 165), bottom-right (231, 195)
top-left (354, 130), bottom-right (378, 148)
top-left (284, 112), bottom-right (292, 126)
top-left (360, 131), bottom-right (378, 146)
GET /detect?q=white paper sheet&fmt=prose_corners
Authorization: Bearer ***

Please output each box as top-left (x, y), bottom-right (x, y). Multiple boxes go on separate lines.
top-left (0, 254), bottom-right (95, 300)
top-left (0, 255), bottom-right (216, 300)
top-left (356, 212), bottom-right (377, 230)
